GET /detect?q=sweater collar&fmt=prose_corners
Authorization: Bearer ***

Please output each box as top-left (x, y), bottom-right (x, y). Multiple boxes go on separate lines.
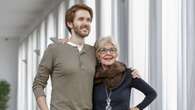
top-left (67, 41), bottom-right (84, 52)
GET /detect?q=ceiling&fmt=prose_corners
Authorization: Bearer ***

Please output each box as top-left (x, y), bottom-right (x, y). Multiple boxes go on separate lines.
top-left (0, 0), bottom-right (63, 39)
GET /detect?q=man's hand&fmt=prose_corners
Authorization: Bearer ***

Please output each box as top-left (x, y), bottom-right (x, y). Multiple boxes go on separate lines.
top-left (131, 68), bottom-right (141, 78)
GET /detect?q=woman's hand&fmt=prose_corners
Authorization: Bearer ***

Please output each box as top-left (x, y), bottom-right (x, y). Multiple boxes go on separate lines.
top-left (130, 107), bottom-right (140, 110)
top-left (131, 68), bottom-right (141, 78)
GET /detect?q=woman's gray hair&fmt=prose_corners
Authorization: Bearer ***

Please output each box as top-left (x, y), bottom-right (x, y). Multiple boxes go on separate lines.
top-left (94, 36), bottom-right (119, 53)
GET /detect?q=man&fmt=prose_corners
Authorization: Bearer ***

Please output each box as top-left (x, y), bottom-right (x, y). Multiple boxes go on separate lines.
top-left (33, 3), bottom-right (140, 110)
top-left (33, 4), bottom-right (96, 110)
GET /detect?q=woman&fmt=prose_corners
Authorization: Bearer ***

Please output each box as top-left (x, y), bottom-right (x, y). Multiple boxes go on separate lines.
top-left (93, 37), bottom-right (157, 110)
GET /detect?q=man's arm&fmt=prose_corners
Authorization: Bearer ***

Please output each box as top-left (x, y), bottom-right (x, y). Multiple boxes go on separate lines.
top-left (36, 96), bottom-right (49, 110)
top-left (32, 46), bottom-right (54, 110)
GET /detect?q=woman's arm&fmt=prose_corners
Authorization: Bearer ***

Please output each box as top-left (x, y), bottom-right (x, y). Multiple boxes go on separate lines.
top-left (130, 78), bottom-right (157, 110)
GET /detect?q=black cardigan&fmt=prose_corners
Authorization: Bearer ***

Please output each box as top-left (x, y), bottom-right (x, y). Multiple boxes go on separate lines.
top-left (93, 69), bottom-right (157, 110)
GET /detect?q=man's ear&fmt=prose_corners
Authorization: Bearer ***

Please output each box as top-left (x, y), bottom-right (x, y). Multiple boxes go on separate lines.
top-left (67, 22), bottom-right (73, 29)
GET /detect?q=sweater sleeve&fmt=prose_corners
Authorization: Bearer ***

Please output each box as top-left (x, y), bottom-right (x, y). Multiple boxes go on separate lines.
top-left (32, 45), bottom-right (54, 98)
top-left (130, 77), bottom-right (157, 110)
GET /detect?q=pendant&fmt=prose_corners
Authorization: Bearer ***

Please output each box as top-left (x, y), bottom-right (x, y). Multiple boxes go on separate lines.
top-left (106, 97), bottom-right (112, 110)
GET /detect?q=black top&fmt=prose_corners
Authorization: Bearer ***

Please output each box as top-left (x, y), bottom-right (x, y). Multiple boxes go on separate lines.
top-left (93, 69), bottom-right (157, 110)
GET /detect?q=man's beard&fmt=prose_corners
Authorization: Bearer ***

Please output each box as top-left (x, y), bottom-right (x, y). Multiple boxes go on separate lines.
top-left (72, 24), bottom-right (90, 38)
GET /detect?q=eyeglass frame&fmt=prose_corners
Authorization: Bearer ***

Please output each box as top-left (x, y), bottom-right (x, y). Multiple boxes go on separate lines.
top-left (97, 48), bottom-right (117, 54)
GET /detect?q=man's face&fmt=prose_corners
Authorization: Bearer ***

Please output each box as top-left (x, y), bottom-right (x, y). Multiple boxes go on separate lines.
top-left (68, 10), bottom-right (92, 38)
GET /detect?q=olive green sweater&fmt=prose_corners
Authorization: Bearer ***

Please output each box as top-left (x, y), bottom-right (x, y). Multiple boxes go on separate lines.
top-left (32, 42), bottom-right (96, 110)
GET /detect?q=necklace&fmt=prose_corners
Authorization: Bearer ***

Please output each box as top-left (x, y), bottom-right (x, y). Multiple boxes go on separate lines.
top-left (105, 86), bottom-right (112, 110)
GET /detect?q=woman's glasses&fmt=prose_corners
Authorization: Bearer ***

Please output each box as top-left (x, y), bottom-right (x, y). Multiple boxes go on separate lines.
top-left (98, 48), bottom-right (117, 54)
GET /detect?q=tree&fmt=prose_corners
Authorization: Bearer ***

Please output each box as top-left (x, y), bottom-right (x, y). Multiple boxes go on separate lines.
top-left (0, 80), bottom-right (10, 110)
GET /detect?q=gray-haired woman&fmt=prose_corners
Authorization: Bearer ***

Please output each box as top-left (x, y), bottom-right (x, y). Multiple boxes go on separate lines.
top-left (93, 37), bottom-right (157, 110)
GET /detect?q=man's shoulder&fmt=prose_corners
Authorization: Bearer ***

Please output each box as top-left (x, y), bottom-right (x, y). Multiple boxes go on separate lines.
top-left (46, 43), bottom-right (64, 53)
top-left (84, 44), bottom-right (95, 50)
top-left (47, 43), bottom-right (59, 49)
top-left (47, 42), bottom-right (65, 48)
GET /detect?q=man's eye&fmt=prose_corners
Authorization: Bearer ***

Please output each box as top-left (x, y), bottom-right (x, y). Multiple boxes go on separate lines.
top-left (87, 18), bottom-right (92, 22)
top-left (79, 18), bottom-right (84, 21)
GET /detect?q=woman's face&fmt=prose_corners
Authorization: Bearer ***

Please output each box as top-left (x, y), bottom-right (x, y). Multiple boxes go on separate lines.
top-left (97, 43), bottom-right (118, 66)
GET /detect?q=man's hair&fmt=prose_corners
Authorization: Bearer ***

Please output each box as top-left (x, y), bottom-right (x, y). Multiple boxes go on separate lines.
top-left (65, 4), bottom-right (93, 33)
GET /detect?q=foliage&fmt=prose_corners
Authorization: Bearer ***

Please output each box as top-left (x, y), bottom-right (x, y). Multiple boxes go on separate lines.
top-left (0, 80), bottom-right (10, 110)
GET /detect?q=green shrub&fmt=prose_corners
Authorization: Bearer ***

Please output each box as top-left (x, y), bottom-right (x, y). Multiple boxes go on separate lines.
top-left (0, 80), bottom-right (10, 110)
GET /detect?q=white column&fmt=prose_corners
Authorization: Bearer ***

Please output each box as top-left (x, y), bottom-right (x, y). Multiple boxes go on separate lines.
top-left (162, 0), bottom-right (181, 109)
top-left (47, 12), bottom-right (57, 39)
top-left (177, 0), bottom-right (187, 110)
top-left (96, 0), bottom-right (112, 37)
top-left (19, 41), bottom-right (27, 110)
top-left (186, 0), bottom-right (195, 109)
top-left (17, 44), bottom-right (24, 110)
top-left (128, 0), bottom-right (149, 109)
top-left (58, 1), bottom-right (65, 39)
top-left (27, 35), bottom-right (33, 110)
top-left (17, 46), bottom-right (21, 110)
top-left (112, 0), bottom-right (119, 42)
top-left (83, 0), bottom-right (96, 45)
top-left (40, 21), bottom-right (46, 57)
top-left (32, 30), bottom-right (38, 110)
top-left (149, 0), bottom-right (162, 110)
top-left (128, 0), bottom-right (134, 68)
top-left (114, 0), bottom-right (129, 63)
top-left (68, 0), bottom-right (76, 7)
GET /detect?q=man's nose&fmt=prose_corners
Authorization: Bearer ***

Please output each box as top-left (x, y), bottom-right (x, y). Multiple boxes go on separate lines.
top-left (83, 19), bottom-right (90, 25)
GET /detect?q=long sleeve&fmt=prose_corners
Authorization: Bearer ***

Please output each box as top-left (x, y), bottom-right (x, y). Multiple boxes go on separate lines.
top-left (130, 78), bottom-right (157, 110)
top-left (32, 45), bottom-right (54, 98)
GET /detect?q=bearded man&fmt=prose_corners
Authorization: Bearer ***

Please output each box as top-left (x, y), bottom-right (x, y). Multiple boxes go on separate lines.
top-left (33, 4), bottom-right (96, 110)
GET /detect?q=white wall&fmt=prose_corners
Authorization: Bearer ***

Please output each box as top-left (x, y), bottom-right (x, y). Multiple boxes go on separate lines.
top-left (0, 37), bottom-right (19, 110)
